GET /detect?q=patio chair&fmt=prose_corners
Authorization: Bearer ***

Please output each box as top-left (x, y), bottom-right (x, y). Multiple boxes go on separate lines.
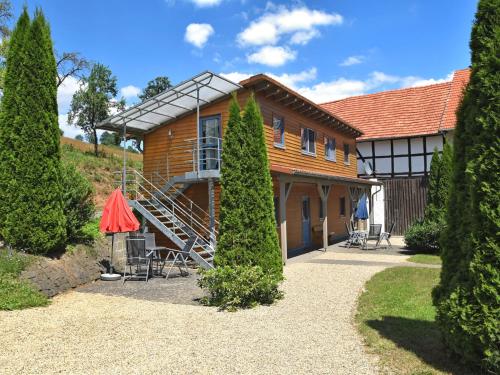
top-left (123, 236), bottom-right (151, 283)
top-left (164, 235), bottom-right (198, 279)
top-left (345, 221), bottom-right (361, 248)
top-left (362, 224), bottom-right (383, 250)
top-left (143, 232), bottom-right (170, 276)
top-left (378, 222), bottom-right (396, 249)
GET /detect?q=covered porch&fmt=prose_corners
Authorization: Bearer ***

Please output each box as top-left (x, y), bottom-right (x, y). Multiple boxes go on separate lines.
top-left (272, 166), bottom-right (382, 264)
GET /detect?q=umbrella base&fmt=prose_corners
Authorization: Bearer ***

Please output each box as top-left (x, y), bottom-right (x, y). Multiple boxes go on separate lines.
top-left (100, 273), bottom-right (121, 281)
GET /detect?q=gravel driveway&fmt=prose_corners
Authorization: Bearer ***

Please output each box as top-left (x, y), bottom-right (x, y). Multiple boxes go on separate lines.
top-left (0, 249), bottom-right (408, 375)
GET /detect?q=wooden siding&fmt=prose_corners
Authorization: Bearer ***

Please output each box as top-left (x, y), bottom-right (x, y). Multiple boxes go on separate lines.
top-left (143, 88), bottom-right (358, 181)
top-left (383, 177), bottom-right (428, 235)
top-left (255, 92), bottom-right (357, 178)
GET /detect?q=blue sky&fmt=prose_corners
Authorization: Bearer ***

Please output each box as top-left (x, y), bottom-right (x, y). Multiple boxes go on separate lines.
top-left (12, 0), bottom-right (478, 138)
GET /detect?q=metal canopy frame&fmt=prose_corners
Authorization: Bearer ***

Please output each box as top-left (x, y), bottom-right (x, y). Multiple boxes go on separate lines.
top-left (97, 71), bottom-right (242, 134)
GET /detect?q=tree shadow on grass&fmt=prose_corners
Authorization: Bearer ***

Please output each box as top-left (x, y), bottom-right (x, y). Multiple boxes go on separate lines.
top-left (367, 317), bottom-right (480, 375)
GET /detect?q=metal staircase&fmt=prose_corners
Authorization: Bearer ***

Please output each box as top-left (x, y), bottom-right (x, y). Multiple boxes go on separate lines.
top-left (118, 169), bottom-right (217, 269)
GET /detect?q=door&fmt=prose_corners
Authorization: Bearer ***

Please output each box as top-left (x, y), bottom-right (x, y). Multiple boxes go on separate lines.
top-left (302, 196), bottom-right (311, 246)
top-left (199, 115), bottom-right (221, 171)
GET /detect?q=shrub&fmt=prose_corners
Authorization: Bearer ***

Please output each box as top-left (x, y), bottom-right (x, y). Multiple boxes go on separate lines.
top-left (404, 220), bottom-right (442, 253)
top-left (198, 265), bottom-right (284, 311)
top-left (61, 163), bottom-right (95, 243)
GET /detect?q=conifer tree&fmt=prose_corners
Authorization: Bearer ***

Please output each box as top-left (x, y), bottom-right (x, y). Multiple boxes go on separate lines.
top-left (425, 143), bottom-right (452, 222)
top-left (0, 8), bottom-right (29, 232)
top-left (216, 95), bottom-right (283, 277)
top-left (0, 9), bottom-right (66, 253)
top-left (215, 96), bottom-right (246, 266)
top-left (433, 0), bottom-right (499, 371)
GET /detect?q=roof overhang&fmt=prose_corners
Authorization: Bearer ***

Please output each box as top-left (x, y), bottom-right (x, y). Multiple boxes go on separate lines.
top-left (271, 164), bottom-right (381, 187)
top-left (241, 74), bottom-right (363, 138)
top-left (97, 71), bottom-right (241, 134)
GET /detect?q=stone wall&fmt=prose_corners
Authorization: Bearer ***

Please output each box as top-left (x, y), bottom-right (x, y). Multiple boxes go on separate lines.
top-left (20, 239), bottom-right (110, 298)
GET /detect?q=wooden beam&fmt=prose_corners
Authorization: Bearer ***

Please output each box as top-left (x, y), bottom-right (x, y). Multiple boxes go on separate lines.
top-left (265, 88), bottom-right (280, 98)
top-left (254, 83), bottom-right (270, 93)
top-left (317, 184), bottom-right (331, 251)
top-left (275, 93), bottom-right (290, 103)
top-left (279, 180), bottom-right (292, 265)
top-left (282, 98), bottom-right (298, 107)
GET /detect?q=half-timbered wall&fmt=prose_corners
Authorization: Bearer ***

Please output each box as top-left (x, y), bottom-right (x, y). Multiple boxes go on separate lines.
top-left (356, 133), bottom-right (451, 178)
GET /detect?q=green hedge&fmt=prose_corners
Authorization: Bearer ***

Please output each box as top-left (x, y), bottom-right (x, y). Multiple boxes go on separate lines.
top-left (198, 265), bottom-right (284, 311)
top-left (404, 220), bottom-right (442, 253)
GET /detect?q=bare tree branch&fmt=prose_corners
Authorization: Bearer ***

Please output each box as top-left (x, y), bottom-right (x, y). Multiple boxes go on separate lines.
top-left (56, 51), bottom-right (91, 88)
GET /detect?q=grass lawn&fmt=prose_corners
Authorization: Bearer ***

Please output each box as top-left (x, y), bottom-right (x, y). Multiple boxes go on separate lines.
top-left (0, 249), bottom-right (49, 310)
top-left (407, 254), bottom-right (442, 265)
top-left (356, 267), bottom-right (473, 375)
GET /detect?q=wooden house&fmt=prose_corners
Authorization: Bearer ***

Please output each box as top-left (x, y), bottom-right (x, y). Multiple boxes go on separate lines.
top-left (99, 72), bottom-right (379, 268)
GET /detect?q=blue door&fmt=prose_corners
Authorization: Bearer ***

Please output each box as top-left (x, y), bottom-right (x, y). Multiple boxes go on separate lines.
top-left (199, 115), bottom-right (221, 171)
top-left (302, 196), bottom-right (311, 246)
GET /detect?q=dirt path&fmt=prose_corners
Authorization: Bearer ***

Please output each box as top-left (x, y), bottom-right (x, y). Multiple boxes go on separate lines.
top-left (0, 250), bottom-right (408, 375)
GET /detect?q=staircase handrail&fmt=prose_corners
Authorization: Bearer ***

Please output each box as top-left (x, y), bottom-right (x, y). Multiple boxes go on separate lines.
top-left (153, 171), bottom-right (220, 229)
top-left (115, 169), bottom-right (216, 244)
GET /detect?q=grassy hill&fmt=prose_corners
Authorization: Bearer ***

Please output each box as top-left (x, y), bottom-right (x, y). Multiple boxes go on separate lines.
top-left (61, 137), bottom-right (142, 209)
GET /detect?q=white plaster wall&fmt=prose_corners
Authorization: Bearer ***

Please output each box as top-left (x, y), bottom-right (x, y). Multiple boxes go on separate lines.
top-left (370, 179), bottom-right (385, 232)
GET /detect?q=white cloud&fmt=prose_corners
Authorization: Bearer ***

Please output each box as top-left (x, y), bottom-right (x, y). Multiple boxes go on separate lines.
top-left (289, 29), bottom-right (320, 45)
top-left (188, 0), bottom-right (222, 7)
top-left (184, 23), bottom-right (214, 48)
top-left (268, 67), bottom-right (317, 88)
top-left (339, 55), bottom-right (364, 66)
top-left (57, 75), bottom-right (81, 113)
top-left (247, 45), bottom-right (296, 67)
top-left (237, 5), bottom-right (342, 47)
top-left (220, 72), bottom-right (252, 83)
top-left (120, 85), bottom-right (141, 99)
top-left (402, 72), bottom-right (454, 87)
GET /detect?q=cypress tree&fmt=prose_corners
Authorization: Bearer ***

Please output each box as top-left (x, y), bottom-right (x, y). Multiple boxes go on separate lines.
top-left (1, 9), bottom-right (66, 253)
top-left (0, 8), bottom-right (30, 232)
top-left (215, 96), bottom-right (247, 266)
top-left (425, 143), bottom-right (453, 223)
top-left (216, 94), bottom-right (283, 277)
top-left (433, 0), bottom-right (499, 371)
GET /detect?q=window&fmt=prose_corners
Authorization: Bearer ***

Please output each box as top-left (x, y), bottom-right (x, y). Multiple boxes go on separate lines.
top-left (344, 143), bottom-right (350, 165)
top-left (273, 115), bottom-right (285, 148)
top-left (339, 197), bottom-right (346, 216)
top-left (324, 137), bottom-right (336, 161)
top-left (274, 196), bottom-right (279, 226)
top-left (319, 198), bottom-right (324, 220)
top-left (301, 127), bottom-right (316, 155)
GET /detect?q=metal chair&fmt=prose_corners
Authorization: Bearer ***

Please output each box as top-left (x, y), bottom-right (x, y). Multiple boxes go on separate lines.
top-left (345, 221), bottom-right (362, 248)
top-left (123, 236), bottom-right (151, 283)
top-left (143, 232), bottom-right (170, 276)
top-left (378, 222), bottom-right (396, 248)
top-left (362, 224), bottom-right (383, 250)
top-left (164, 235), bottom-right (198, 279)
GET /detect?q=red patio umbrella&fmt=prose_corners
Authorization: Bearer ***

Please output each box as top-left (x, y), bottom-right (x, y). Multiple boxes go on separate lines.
top-left (99, 188), bottom-right (140, 281)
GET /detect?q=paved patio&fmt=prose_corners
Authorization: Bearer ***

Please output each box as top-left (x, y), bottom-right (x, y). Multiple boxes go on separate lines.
top-left (0, 241), bottom-right (412, 374)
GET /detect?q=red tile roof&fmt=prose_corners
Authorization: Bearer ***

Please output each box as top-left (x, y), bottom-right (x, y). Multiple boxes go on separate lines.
top-left (320, 69), bottom-right (470, 141)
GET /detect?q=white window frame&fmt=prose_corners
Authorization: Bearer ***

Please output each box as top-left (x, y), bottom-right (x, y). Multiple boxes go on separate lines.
top-left (301, 127), bottom-right (316, 156)
top-left (273, 114), bottom-right (285, 149)
top-left (325, 136), bottom-right (336, 162)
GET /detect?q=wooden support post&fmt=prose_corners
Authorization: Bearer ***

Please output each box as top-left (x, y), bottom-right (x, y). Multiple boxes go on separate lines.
top-left (317, 184), bottom-right (331, 251)
top-left (208, 178), bottom-right (216, 247)
top-left (279, 180), bottom-right (292, 265)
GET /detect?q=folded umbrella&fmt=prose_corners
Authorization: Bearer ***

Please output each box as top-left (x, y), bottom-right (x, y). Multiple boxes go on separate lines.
top-left (99, 189), bottom-right (140, 280)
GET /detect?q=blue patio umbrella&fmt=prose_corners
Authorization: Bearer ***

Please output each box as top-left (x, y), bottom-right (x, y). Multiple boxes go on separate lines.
top-left (355, 194), bottom-right (369, 220)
